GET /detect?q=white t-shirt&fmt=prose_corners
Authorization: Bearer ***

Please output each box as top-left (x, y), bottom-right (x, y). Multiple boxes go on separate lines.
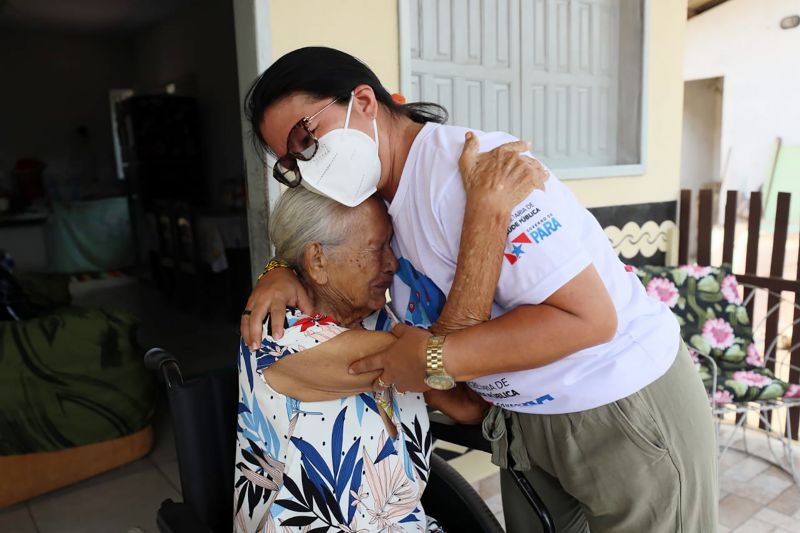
top-left (387, 123), bottom-right (680, 414)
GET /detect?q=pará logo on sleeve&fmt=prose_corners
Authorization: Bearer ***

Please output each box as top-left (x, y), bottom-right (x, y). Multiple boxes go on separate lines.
top-left (504, 214), bottom-right (563, 265)
top-left (529, 217), bottom-right (562, 243)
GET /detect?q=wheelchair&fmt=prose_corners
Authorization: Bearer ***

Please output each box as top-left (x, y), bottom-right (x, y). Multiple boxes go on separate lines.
top-left (145, 348), bottom-right (554, 533)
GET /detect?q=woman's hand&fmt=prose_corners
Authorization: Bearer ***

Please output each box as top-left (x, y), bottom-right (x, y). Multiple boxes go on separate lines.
top-left (349, 323), bottom-right (431, 393)
top-left (241, 267), bottom-right (313, 348)
top-left (458, 131), bottom-right (549, 213)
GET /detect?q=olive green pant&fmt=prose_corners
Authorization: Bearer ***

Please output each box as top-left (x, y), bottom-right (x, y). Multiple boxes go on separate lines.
top-left (483, 341), bottom-right (718, 532)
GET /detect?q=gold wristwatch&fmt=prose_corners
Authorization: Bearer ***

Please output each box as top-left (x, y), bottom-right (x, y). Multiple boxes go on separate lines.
top-left (257, 258), bottom-right (291, 282)
top-left (424, 334), bottom-right (455, 390)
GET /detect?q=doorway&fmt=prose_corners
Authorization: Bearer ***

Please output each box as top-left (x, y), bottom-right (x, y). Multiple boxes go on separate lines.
top-left (681, 77), bottom-right (724, 191)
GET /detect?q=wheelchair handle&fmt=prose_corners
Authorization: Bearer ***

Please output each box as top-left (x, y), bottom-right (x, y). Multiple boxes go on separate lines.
top-left (144, 347), bottom-right (184, 389)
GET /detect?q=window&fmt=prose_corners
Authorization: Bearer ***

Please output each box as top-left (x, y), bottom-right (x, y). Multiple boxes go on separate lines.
top-left (399, 0), bottom-right (648, 178)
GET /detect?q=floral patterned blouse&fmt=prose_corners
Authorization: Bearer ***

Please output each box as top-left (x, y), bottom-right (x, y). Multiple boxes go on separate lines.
top-left (234, 308), bottom-right (439, 532)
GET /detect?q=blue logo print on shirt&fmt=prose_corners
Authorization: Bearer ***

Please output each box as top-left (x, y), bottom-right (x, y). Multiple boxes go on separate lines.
top-left (395, 257), bottom-right (445, 328)
top-left (530, 217), bottom-right (562, 244)
top-left (505, 215), bottom-right (563, 265)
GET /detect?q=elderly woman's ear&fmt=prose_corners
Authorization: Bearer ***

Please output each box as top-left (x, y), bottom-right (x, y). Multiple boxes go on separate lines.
top-left (303, 242), bottom-right (329, 285)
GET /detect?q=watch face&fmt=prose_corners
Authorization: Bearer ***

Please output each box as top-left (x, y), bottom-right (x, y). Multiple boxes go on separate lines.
top-left (425, 374), bottom-right (455, 390)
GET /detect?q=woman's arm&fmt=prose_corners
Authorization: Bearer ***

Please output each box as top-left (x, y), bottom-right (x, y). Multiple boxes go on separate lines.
top-left (426, 133), bottom-right (543, 423)
top-left (350, 265), bottom-right (618, 393)
top-left (261, 329), bottom-right (393, 402)
top-left (433, 132), bottom-right (542, 334)
top-left (442, 264), bottom-right (617, 381)
top-left (432, 134), bottom-right (611, 386)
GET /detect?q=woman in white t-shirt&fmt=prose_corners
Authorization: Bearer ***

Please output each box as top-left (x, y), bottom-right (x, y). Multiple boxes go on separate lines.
top-left (240, 47), bottom-right (717, 533)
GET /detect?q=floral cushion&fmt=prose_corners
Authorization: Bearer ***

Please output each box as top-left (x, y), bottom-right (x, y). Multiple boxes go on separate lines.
top-left (633, 264), bottom-right (800, 404)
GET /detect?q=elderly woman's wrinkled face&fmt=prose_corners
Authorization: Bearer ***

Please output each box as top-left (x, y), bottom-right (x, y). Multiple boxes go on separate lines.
top-left (314, 199), bottom-right (397, 317)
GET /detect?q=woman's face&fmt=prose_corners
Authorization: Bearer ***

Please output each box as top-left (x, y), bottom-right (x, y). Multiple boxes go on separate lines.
top-left (315, 198), bottom-right (397, 318)
top-left (259, 85), bottom-right (386, 185)
top-left (260, 89), bottom-right (379, 165)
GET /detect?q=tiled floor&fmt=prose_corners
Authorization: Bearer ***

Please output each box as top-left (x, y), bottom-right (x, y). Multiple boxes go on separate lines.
top-left (4, 280), bottom-right (800, 532)
top-left (6, 425), bottom-right (797, 532)
top-left (0, 409), bottom-right (181, 533)
top-left (445, 422), bottom-right (800, 533)
top-left (715, 424), bottom-right (800, 533)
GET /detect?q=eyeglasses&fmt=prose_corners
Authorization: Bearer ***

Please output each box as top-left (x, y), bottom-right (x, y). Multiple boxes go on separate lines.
top-left (272, 97), bottom-right (341, 187)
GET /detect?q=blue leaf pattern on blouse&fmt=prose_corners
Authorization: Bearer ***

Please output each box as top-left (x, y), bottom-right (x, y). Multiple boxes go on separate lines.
top-left (233, 308), bottom-right (439, 532)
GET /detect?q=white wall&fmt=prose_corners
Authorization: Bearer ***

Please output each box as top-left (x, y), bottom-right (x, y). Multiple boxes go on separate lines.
top-left (0, 29), bottom-right (135, 196)
top-left (684, 0), bottom-right (800, 192)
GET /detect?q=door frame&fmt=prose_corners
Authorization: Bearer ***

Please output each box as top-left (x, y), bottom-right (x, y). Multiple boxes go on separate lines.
top-left (233, 0), bottom-right (283, 282)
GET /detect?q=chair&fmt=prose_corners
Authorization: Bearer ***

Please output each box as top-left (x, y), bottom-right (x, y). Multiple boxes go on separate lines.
top-left (702, 283), bottom-right (800, 486)
top-left (151, 200), bottom-right (205, 311)
top-left (151, 199), bottom-right (178, 299)
top-left (678, 188), bottom-right (800, 485)
top-left (172, 201), bottom-right (201, 276)
top-left (171, 201), bottom-right (205, 309)
top-left (144, 348), bottom-right (507, 533)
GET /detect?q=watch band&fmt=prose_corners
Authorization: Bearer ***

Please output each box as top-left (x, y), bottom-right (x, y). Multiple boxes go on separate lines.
top-left (425, 334), bottom-right (447, 376)
top-left (257, 258), bottom-right (292, 282)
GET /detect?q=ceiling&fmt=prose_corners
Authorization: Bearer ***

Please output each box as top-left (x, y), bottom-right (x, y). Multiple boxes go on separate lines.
top-left (0, 0), bottom-right (191, 33)
top-left (688, 0), bottom-right (731, 18)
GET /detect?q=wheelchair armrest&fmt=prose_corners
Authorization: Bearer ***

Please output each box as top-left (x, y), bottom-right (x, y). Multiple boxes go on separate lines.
top-left (429, 411), bottom-right (491, 453)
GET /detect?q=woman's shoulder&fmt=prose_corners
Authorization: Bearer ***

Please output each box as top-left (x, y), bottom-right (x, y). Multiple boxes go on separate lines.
top-left (417, 125), bottom-right (527, 209)
top-left (425, 124), bottom-right (520, 157)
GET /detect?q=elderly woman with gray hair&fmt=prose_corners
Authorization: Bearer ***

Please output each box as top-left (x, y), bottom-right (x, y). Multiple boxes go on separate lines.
top-left (233, 139), bottom-right (545, 532)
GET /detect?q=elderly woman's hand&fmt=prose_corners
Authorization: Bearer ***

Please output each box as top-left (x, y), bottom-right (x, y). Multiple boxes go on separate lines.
top-left (241, 267), bottom-right (314, 347)
top-left (458, 131), bottom-right (549, 213)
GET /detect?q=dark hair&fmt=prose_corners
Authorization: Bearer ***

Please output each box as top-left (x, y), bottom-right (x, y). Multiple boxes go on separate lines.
top-left (244, 46), bottom-right (448, 156)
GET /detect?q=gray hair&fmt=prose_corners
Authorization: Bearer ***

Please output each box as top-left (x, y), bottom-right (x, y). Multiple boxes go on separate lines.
top-left (268, 187), bottom-right (356, 273)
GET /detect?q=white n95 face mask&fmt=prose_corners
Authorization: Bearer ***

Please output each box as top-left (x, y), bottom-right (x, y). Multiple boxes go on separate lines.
top-left (297, 92), bottom-right (381, 207)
